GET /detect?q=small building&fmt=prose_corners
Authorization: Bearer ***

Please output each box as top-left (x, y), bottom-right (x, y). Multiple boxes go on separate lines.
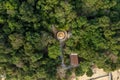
top-left (57, 31), bottom-right (65, 40)
top-left (70, 53), bottom-right (79, 66)
top-left (56, 31), bottom-right (68, 42)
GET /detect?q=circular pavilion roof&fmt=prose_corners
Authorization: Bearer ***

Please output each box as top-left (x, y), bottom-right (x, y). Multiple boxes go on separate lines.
top-left (57, 31), bottom-right (66, 40)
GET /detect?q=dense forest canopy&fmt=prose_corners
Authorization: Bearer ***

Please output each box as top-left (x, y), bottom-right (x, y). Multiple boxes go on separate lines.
top-left (0, 0), bottom-right (120, 80)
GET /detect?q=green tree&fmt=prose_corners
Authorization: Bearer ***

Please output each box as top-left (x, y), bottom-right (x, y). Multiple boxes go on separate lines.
top-left (0, 0), bottom-right (120, 79)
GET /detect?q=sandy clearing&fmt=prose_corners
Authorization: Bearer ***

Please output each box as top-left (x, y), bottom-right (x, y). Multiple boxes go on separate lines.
top-left (76, 68), bottom-right (120, 80)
